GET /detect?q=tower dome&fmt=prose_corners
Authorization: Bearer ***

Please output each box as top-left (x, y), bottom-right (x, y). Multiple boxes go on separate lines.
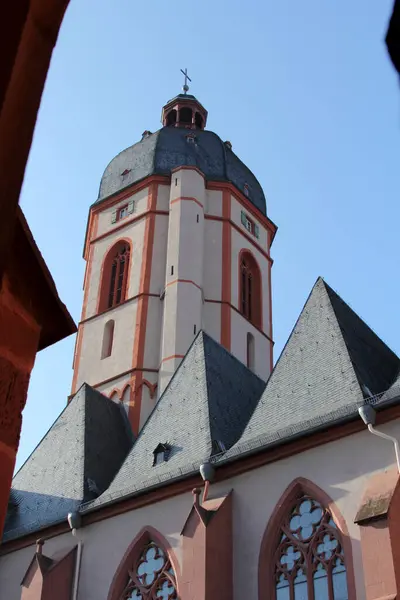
top-left (74, 87), bottom-right (276, 436)
top-left (97, 95), bottom-right (267, 215)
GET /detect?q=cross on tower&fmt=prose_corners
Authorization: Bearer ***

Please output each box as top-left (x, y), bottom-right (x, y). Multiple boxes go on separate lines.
top-left (180, 68), bottom-right (192, 94)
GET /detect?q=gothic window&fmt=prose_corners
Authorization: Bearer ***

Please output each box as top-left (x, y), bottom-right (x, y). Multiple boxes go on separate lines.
top-left (179, 107), bottom-right (192, 125)
top-left (119, 541), bottom-right (178, 600)
top-left (273, 495), bottom-right (349, 600)
top-left (108, 245), bottom-right (129, 308)
top-left (240, 251), bottom-right (262, 328)
top-left (98, 241), bottom-right (131, 313)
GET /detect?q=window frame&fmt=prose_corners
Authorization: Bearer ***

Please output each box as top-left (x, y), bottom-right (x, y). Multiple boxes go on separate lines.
top-left (258, 478), bottom-right (356, 600)
top-left (118, 204), bottom-right (129, 221)
top-left (239, 250), bottom-right (262, 329)
top-left (98, 240), bottom-right (131, 314)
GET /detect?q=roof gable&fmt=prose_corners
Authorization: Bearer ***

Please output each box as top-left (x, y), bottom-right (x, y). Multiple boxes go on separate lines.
top-left (233, 278), bottom-right (400, 450)
top-left (86, 332), bottom-right (264, 509)
top-left (4, 385), bottom-right (132, 541)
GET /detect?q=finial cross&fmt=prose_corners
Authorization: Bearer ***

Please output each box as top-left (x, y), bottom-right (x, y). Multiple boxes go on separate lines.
top-left (180, 68), bottom-right (192, 94)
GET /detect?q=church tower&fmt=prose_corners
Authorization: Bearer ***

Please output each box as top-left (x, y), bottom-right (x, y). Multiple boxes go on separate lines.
top-left (71, 78), bottom-right (277, 433)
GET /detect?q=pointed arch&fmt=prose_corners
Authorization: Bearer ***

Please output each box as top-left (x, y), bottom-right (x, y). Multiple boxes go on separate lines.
top-left (98, 238), bottom-right (132, 313)
top-left (239, 249), bottom-right (262, 329)
top-left (107, 526), bottom-right (181, 600)
top-left (258, 478), bottom-right (356, 600)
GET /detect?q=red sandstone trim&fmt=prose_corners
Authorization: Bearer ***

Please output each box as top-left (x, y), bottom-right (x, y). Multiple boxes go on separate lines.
top-left (171, 165), bottom-right (206, 179)
top-left (204, 299), bottom-right (273, 343)
top-left (107, 525), bottom-right (181, 600)
top-left (166, 278), bottom-right (202, 292)
top-left (207, 181), bottom-right (277, 239)
top-left (258, 477), bottom-right (356, 600)
top-left (160, 354), bottom-right (185, 364)
top-left (96, 237), bottom-right (133, 315)
top-left (267, 259), bottom-right (274, 372)
top-left (170, 196), bottom-right (204, 209)
top-left (238, 248), bottom-right (263, 330)
top-left (206, 214), bottom-right (273, 263)
top-left (79, 293), bottom-right (159, 325)
top-left (90, 209), bottom-right (169, 247)
top-left (72, 214), bottom-right (99, 392)
top-left (221, 190), bottom-right (231, 351)
top-left (130, 184), bottom-right (158, 433)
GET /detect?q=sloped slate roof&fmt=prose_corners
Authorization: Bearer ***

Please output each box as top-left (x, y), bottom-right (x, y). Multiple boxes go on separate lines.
top-left (3, 385), bottom-right (132, 542)
top-left (4, 281), bottom-right (399, 538)
top-left (96, 126), bottom-right (267, 214)
top-left (85, 331), bottom-right (265, 510)
top-left (226, 277), bottom-right (400, 454)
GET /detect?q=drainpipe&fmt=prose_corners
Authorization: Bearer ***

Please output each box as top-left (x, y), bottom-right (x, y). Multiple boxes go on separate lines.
top-left (358, 405), bottom-right (400, 473)
top-left (68, 512), bottom-right (83, 600)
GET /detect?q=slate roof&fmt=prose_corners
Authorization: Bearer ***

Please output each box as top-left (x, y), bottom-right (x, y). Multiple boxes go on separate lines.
top-left (3, 385), bottom-right (133, 542)
top-left (224, 277), bottom-right (400, 456)
top-left (84, 331), bottom-right (265, 510)
top-left (4, 280), bottom-right (399, 539)
top-left (96, 126), bottom-right (267, 214)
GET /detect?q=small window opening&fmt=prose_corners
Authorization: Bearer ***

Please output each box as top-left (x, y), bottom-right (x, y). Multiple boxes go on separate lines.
top-left (179, 107), bottom-right (192, 124)
top-left (186, 134), bottom-right (196, 144)
top-left (152, 443), bottom-right (172, 466)
top-left (196, 214), bottom-right (199, 223)
top-left (171, 265), bottom-right (174, 276)
top-left (244, 183), bottom-right (250, 197)
top-left (175, 177), bottom-right (178, 186)
top-left (195, 112), bottom-right (203, 129)
top-left (118, 205), bottom-right (129, 220)
top-left (245, 216), bottom-right (254, 234)
top-left (194, 324), bottom-right (197, 335)
top-left (247, 332), bottom-right (255, 371)
top-left (101, 320), bottom-right (115, 359)
top-left (166, 109), bottom-right (177, 126)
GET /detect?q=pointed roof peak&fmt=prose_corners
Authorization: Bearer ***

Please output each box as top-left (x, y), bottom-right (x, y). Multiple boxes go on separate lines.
top-left (231, 278), bottom-right (399, 450)
top-left (86, 331), bottom-right (264, 510)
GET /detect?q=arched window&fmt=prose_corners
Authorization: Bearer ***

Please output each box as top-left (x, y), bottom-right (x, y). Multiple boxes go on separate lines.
top-left (179, 107), bottom-right (192, 124)
top-left (195, 112), bottom-right (203, 129)
top-left (120, 541), bottom-right (177, 599)
top-left (166, 109), bottom-right (177, 126)
top-left (260, 480), bottom-right (355, 600)
top-left (239, 251), bottom-right (262, 328)
top-left (107, 528), bottom-right (179, 600)
top-left (101, 320), bottom-right (115, 359)
top-left (99, 241), bottom-right (130, 313)
top-left (247, 332), bottom-right (255, 371)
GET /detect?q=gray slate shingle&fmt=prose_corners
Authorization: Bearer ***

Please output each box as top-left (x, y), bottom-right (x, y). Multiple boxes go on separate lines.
top-left (3, 385), bottom-right (132, 541)
top-left (86, 331), bottom-right (265, 510)
top-left (96, 126), bottom-right (267, 214)
top-left (229, 277), bottom-right (400, 452)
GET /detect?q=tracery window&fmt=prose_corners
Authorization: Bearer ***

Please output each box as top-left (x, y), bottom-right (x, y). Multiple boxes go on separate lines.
top-left (98, 241), bottom-right (131, 313)
top-left (120, 541), bottom-right (178, 600)
top-left (240, 251), bottom-right (262, 328)
top-left (274, 495), bottom-right (348, 600)
top-left (108, 244), bottom-right (130, 308)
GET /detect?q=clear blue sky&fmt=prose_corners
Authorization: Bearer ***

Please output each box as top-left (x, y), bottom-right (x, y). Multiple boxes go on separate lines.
top-left (17, 0), bottom-right (400, 470)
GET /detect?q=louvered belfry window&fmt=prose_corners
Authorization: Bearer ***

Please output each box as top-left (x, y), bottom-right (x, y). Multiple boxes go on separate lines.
top-left (274, 496), bottom-right (348, 600)
top-left (108, 244), bottom-right (130, 309)
top-left (120, 541), bottom-right (178, 599)
top-left (240, 251), bottom-right (261, 328)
